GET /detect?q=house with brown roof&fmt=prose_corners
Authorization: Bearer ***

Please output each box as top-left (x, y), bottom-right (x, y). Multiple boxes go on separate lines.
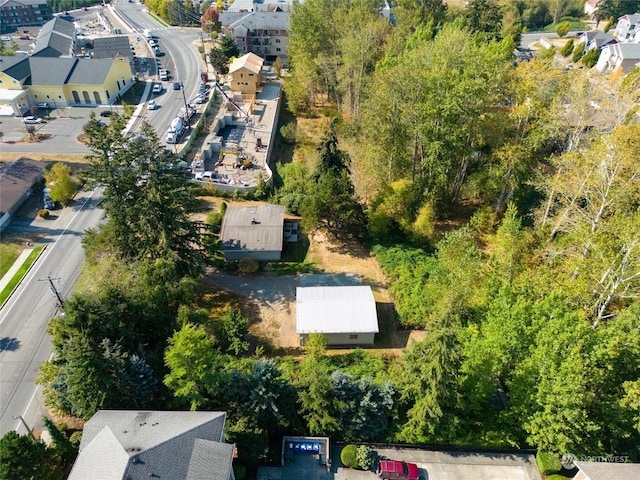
top-left (228, 52), bottom-right (263, 94)
top-left (68, 410), bottom-right (236, 480)
top-left (0, 157), bottom-right (44, 231)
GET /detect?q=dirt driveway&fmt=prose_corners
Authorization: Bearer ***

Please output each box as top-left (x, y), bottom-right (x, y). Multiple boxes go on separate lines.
top-left (205, 230), bottom-right (425, 354)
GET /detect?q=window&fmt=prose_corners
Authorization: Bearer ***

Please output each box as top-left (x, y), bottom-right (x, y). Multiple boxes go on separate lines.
top-left (276, 48), bottom-right (281, 52)
top-left (263, 30), bottom-right (268, 36)
top-left (349, 334), bottom-right (359, 340)
top-left (275, 39), bottom-right (280, 43)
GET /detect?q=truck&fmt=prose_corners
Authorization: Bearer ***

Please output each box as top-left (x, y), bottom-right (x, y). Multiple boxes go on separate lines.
top-left (144, 29), bottom-right (153, 40)
top-left (166, 116), bottom-right (185, 144)
top-left (159, 69), bottom-right (169, 81)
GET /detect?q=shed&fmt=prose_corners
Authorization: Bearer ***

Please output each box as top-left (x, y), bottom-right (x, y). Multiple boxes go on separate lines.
top-left (0, 157), bottom-right (44, 231)
top-left (296, 285), bottom-right (379, 346)
top-left (220, 204), bottom-right (284, 261)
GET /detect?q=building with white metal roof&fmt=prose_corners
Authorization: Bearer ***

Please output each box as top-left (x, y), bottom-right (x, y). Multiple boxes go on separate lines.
top-left (296, 285), bottom-right (379, 346)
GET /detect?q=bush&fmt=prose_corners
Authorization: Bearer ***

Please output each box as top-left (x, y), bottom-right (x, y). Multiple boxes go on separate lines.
top-left (560, 38), bottom-right (574, 57)
top-left (37, 209), bottom-right (50, 219)
top-left (537, 46), bottom-right (556, 60)
top-left (547, 476), bottom-right (567, 480)
top-left (233, 464), bottom-right (247, 480)
top-left (536, 451), bottom-right (561, 475)
top-left (581, 47), bottom-right (600, 68)
top-left (238, 257), bottom-right (259, 275)
top-left (356, 445), bottom-right (376, 471)
top-left (341, 444), bottom-right (358, 469)
top-left (280, 122), bottom-right (297, 144)
top-left (571, 42), bottom-right (585, 63)
top-left (556, 21), bottom-right (570, 37)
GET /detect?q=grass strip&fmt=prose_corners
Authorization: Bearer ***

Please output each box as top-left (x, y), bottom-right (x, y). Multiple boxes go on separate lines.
top-left (0, 246), bottom-right (44, 306)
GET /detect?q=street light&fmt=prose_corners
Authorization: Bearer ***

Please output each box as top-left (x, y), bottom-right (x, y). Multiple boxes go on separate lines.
top-left (13, 415), bottom-right (36, 440)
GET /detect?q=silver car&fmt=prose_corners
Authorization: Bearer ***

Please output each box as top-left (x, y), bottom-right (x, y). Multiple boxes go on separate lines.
top-left (23, 116), bottom-right (44, 124)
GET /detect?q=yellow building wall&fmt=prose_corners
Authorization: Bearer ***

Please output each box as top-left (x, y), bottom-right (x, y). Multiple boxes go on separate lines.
top-left (230, 67), bottom-right (261, 94)
top-left (29, 86), bottom-right (66, 108)
top-left (0, 72), bottom-right (26, 90)
top-left (61, 59), bottom-right (133, 106)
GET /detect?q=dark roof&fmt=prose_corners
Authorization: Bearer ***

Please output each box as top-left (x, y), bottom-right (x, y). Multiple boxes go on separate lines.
top-left (92, 36), bottom-right (132, 60)
top-left (27, 57), bottom-right (76, 85)
top-left (220, 204), bottom-right (285, 253)
top-left (69, 410), bottom-right (233, 480)
top-left (0, 157), bottom-right (44, 216)
top-left (67, 58), bottom-right (117, 85)
top-left (0, 55), bottom-right (31, 82)
top-left (32, 17), bottom-right (74, 57)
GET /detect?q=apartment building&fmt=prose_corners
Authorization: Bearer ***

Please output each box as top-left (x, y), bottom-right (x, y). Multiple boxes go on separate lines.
top-left (0, 0), bottom-right (53, 33)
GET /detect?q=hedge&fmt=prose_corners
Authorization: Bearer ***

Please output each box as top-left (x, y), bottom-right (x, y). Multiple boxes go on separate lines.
top-left (536, 451), bottom-right (562, 475)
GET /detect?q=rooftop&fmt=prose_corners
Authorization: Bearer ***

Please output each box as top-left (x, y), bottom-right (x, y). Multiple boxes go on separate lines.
top-left (220, 204), bottom-right (285, 253)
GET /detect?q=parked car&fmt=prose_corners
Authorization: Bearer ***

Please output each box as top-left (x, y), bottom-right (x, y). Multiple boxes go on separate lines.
top-left (44, 197), bottom-right (55, 210)
top-left (173, 82), bottom-right (181, 90)
top-left (100, 110), bottom-right (114, 117)
top-left (152, 84), bottom-right (162, 94)
top-left (148, 100), bottom-right (157, 110)
top-left (19, 34), bottom-right (29, 40)
top-left (36, 102), bottom-right (50, 109)
top-left (22, 116), bottom-right (44, 124)
top-left (376, 460), bottom-right (420, 480)
top-left (1, 36), bottom-right (11, 42)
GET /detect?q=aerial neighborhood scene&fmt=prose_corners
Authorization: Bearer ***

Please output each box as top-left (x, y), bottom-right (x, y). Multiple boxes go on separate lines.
top-left (1, 0), bottom-right (639, 478)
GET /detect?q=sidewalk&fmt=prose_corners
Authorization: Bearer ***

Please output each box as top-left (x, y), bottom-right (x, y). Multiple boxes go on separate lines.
top-left (0, 247), bottom-right (35, 293)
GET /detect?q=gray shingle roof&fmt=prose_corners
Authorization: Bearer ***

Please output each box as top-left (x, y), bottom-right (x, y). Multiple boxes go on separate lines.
top-left (69, 411), bottom-right (232, 480)
top-left (67, 57), bottom-right (119, 85)
top-left (0, 157), bottom-right (43, 216)
top-left (574, 461), bottom-right (640, 480)
top-left (32, 17), bottom-right (75, 57)
top-left (0, 55), bottom-right (31, 82)
top-left (220, 204), bottom-right (284, 253)
top-left (92, 36), bottom-right (132, 60)
top-left (222, 11), bottom-right (291, 31)
top-left (27, 57), bottom-right (76, 86)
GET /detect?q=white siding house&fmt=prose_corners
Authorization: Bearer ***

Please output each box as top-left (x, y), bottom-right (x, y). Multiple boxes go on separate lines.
top-left (296, 286), bottom-right (379, 346)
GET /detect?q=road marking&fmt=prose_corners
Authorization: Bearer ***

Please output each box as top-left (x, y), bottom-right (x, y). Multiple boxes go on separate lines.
top-left (0, 188), bottom-right (98, 325)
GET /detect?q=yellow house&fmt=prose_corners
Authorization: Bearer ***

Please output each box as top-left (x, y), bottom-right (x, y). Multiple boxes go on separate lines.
top-left (228, 52), bottom-right (263, 94)
top-left (0, 56), bottom-right (30, 115)
top-left (0, 55), bottom-right (133, 113)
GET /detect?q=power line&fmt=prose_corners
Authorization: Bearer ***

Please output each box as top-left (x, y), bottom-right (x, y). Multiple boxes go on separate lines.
top-left (38, 275), bottom-right (65, 311)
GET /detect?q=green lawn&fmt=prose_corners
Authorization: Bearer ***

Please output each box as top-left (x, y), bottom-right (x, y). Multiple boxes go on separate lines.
top-left (0, 242), bottom-right (22, 278)
top-left (0, 246), bottom-right (44, 306)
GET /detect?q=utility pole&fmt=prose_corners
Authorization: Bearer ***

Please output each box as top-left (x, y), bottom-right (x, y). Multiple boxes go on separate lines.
top-left (38, 275), bottom-right (64, 311)
top-left (13, 415), bottom-right (36, 440)
top-left (180, 82), bottom-right (190, 130)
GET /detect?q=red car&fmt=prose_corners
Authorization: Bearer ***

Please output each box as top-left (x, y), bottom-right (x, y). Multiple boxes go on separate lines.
top-left (376, 459), bottom-right (420, 480)
top-left (19, 34), bottom-right (29, 40)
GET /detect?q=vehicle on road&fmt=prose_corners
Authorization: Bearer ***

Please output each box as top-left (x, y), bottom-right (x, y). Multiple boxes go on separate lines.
top-left (376, 460), bottom-right (420, 480)
top-left (148, 100), bottom-right (157, 110)
top-left (173, 81), bottom-right (181, 90)
top-left (19, 34), bottom-right (29, 40)
top-left (23, 116), bottom-right (44, 124)
top-left (166, 116), bottom-right (185, 144)
top-left (36, 102), bottom-right (50, 109)
top-left (152, 84), bottom-right (162, 94)
top-left (1, 36), bottom-right (11, 41)
top-left (100, 110), bottom-right (114, 117)
top-left (194, 93), bottom-right (207, 104)
top-left (159, 69), bottom-right (169, 81)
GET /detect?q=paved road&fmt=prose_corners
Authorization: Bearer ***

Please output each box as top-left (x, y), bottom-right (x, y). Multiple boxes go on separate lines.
top-left (0, 187), bottom-right (104, 438)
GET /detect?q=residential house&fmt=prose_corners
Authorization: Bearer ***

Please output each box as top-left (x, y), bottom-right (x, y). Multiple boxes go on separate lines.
top-left (228, 52), bottom-right (263, 94)
top-left (0, 54), bottom-right (134, 110)
top-left (595, 42), bottom-right (640, 72)
top-left (612, 13), bottom-right (640, 42)
top-left (573, 461), bottom-right (640, 480)
top-left (0, 0), bottom-right (52, 33)
top-left (584, 0), bottom-right (601, 17)
top-left (0, 157), bottom-right (44, 231)
top-left (220, 9), bottom-right (291, 65)
top-left (31, 16), bottom-right (76, 58)
top-left (220, 204), bottom-right (284, 261)
top-left (68, 410), bottom-right (236, 480)
top-left (296, 285), bottom-right (379, 346)
top-left (577, 30), bottom-right (617, 51)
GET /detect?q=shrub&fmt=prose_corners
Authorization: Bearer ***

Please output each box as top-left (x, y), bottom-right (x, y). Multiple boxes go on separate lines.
top-left (571, 42), bottom-right (585, 63)
top-left (470, 205), bottom-right (497, 236)
top-left (356, 445), bottom-right (376, 471)
top-left (537, 46), bottom-right (556, 60)
top-left (560, 38), bottom-right (574, 57)
top-left (37, 209), bottom-right (50, 219)
top-left (280, 122), bottom-right (297, 144)
top-left (238, 257), bottom-right (259, 275)
top-left (536, 451), bottom-right (561, 475)
top-left (341, 444), bottom-right (359, 469)
top-left (581, 47), bottom-right (600, 68)
top-left (604, 17), bottom-right (614, 33)
top-left (233, 464), bottom-right (247, 480)
top-left (547, 476), bottom-right (567, 480)
top-left (556, 21), bottom-right (570, 37)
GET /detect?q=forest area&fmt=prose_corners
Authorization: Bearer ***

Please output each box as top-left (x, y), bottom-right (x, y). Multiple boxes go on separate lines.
top-left (2, 0), bottom-right (639, 478)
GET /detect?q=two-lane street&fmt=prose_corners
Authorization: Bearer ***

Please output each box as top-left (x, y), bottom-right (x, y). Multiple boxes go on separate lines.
top-left (0, 188), bottom-right (104, 437)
